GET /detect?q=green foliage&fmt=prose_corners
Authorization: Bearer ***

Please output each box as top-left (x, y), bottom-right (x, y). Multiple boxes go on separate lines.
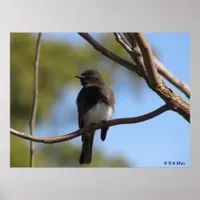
top-left (11, 33), bottom-right (96, 129)
top-left (10, 33), bottom-right (132, 167)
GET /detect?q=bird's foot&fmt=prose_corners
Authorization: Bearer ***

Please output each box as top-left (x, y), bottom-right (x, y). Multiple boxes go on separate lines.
top-left (90, 123), bottom-right (96, 128)
top-left (101, 120), bottom-right (107, 128)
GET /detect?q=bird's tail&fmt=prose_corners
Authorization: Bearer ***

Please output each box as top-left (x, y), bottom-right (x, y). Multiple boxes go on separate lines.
top-left (79, 132), bottom-right (95, 165)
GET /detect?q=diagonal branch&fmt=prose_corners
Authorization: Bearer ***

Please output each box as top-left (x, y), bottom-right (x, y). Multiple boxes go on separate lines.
top-left (154, 58), bottom-right (190, 98)
top-left (114, 33), bottom-right (133, 52)
top-left (132, 33), bottom-right (162, 88)
top-left (114, 33), bottom-right (147, 77)
top-left (79, 32), bottom-right (190, 99)
top-left (123, 33), bottom-right (190, 99)
top-left (123, 33), bottom-right (148, 77)
top-left (11, 104), bottom-right (169, 144)
top-left (78, 32), bottom-right (138, 73)
top-left (117, 33), bottom-right (189, 122)
top-left (29, 32), bottom-right (42, 167)
top-left (80, 32), bottom-right (190, 122)
top-left (131, 33), bottom-right (190, 122)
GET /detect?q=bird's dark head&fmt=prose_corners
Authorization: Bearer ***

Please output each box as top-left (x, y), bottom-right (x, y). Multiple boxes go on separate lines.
top-left (75, 69), bottom-right (104, 86)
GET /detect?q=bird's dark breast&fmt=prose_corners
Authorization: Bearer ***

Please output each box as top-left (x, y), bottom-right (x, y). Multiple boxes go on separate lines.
top-left (76, 85), bottom-right (115, 127)
top-left (77, 86), bottom-right (111, 110)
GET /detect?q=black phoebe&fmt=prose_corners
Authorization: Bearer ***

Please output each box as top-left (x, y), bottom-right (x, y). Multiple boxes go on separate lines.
top-left (75, 69), bottom-right (115, 165)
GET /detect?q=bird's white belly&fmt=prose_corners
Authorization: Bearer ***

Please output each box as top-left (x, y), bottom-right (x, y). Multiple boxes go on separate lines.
top-left (84, 102), bottom-right (113, 126)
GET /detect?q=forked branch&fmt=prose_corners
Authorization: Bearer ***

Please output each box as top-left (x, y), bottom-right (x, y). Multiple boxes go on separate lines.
top-left (79, 32), bottom-right (190, 122)
top-left (79, 33), bottom-right (190, 98)
top-left (133, 33), bottom-right (162, 88)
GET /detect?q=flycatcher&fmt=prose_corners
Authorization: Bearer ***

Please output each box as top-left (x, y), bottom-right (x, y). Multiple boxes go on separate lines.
top-left (75, 69), bottom-right (115, 165)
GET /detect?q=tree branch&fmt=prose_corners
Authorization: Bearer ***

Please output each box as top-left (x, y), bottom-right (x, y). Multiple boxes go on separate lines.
top-left (133, 33), bottom-right (162, 88)
top-left (79, 32), bottom-right (190, 122)
top-left (11, 105), bottom-right (169, 144)
top-left (130, 33), bottom-right (190, 122)
top-left (154, 57), bottom-right (190, 98)
top-left (123, 33), bottom-right (190, 99)
top-left (114, 33), bottom-right (133, 53)
top-left (131, 33), bottom-right (190, 122)
top-left (29, 32), bottom-right (42, 167)
top-left (78, 32), bottom-right (138, 73)
top-left (79, 32), bottom-right (190, 99)
top-left (114, 33), bottom-right (147, 77)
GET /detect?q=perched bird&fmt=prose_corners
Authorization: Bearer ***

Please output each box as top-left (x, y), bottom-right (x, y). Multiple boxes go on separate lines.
top-left (75, 69), bottom-right (115, 165)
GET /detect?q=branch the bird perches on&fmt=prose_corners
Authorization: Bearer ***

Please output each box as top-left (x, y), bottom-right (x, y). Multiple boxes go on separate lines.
top-left (11, 104), bottom-right (169, 144)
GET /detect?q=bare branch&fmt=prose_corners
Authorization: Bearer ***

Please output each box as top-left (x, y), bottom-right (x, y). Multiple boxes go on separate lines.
top-left (124, 33), bottom-right (148, 76)
top-left (80, 32), bottom-right (190, 122)
top-left (114, 32), bottom-right (147, 78)
top-left (79, 32), bottom-right (190, 98)
top-left (130, 33), bottom-right (189, 122)
top-left (78, 33), bottom-right (138, 73)
top-left (122, 33), bottom-right (190, 99)
top-left (29, 32), bottom-right (42, 167)
top-left (114, 33), bottom-right (133, 53)
top-left (154, 58), bottom-right (190, 98)
top-left (133, 33), bottom-right (161, 88)
top-left (11, 105), bottom-right (169, 144)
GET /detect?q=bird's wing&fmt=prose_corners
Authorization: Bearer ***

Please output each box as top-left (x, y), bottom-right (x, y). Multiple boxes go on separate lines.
top-left (101, 86), bottom-right (115, 111)
top-left (76, 86), bottom-right (100, 142)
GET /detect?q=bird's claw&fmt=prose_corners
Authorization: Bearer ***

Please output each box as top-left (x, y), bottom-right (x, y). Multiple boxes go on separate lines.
top-left (90, 123), bottom-right (96, 128)
top-left (101, 120), bottom-right (107, 128)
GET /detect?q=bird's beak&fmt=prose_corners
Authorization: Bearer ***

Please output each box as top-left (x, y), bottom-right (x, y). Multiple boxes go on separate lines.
top-left (75, 75), bottom-right (85, 79)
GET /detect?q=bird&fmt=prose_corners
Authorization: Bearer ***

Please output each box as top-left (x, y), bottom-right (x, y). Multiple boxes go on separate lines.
top-left (75, 69), bottom-right (115, 165)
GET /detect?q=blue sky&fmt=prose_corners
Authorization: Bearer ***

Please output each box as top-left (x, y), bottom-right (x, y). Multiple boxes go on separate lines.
top-left (36, 32), bottom-right (190, 167)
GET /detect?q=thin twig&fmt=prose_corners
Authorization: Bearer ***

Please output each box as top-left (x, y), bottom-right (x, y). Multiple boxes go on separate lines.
top-left (133, 33), bottom-right (161, 88)
top-left (78, 33), bottom-right (138, 73)
top-left (11, 105), bottom-right (169, 144)
top-left (154, 58), bottom-right (190, 98)
top-left (131, 33), bottom-right (189, 121)
top-left (124, 33), bottom-right (190, 99)
top-left (114, 33), bottom-right (133, 52)
top-left (29, 32), bottom-right (42, 167)
top-left (79, 33), bottom-right (190, 99)
top-left (79, 32), bottom-right (190, 99)
top-left (114, 32), bottom-right (147, 77)
top-left (123, 33), bottom-right (148, 75)
top-left (80, 32), bottom-right (190, 122)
